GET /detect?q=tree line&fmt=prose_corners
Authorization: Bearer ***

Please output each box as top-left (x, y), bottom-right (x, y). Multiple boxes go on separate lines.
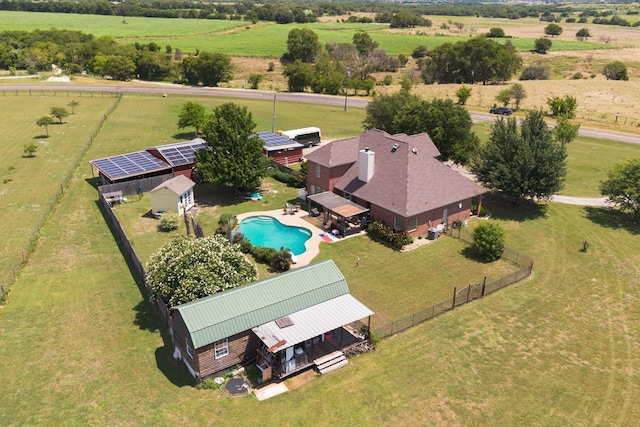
top-left (0, 0), bottom-right (599, 23)
top-left (0, 29), bottom-right (232, 85)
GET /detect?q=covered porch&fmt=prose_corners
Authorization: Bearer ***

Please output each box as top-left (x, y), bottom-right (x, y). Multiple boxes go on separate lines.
top-left (307, 191), bottom-right (369, 238)
top-left (252, 294), bottom-right (373, 380)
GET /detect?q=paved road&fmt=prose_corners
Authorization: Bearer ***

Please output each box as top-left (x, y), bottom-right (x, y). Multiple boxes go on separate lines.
top-left (2, 82), bottom-right (639, 145)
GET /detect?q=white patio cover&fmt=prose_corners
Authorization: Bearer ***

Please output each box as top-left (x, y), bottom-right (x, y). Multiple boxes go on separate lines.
top-left (252, 294), bottom-right (373, 352)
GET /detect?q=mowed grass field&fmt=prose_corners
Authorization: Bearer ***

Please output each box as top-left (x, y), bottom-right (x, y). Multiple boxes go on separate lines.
top-left (1, 93), bottom-right (640, 425)
top-left (0, 93), bottom-right (120, 293)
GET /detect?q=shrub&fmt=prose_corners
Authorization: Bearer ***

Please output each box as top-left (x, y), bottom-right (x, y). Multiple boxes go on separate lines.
top-left (603, 61), bottom-right (629, 81)
top-left (382, 75), bottom-right (393, 85)
top-left (547, 95), bottom-right (577, 118)
top-left (196, 378), bottom-right (220, 390)
top-left (270, 168), bottom-right (306, 188)
top-left (366, 219), bottom-right (412, 250)
top-left (520, 64), bottom-right (551, 80)
top-left (471, 204), bottom-right (489, 217)
top-left (159, 211), bottom-right (180, 231)
top-left (487, 27), bottom-right (506, 38)
top-left (472, 221), bottom-right (505, 262)
top-left (237, 238), bottom-right (253, 254)
top-left (251, 246), bottom-right (277, 264)
top-left (270, 248), bottom-right (292, 272)
top-left (570, 72), bottom-right (583, 80)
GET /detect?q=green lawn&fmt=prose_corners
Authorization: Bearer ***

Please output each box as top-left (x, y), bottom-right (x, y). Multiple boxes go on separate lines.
top-left (115, 184), bottom-right (520, 328)
top-left (2, 94), bottom-right (640, 425)
top-left (0, 11), bottom-right (610, 57)
top-left (0, 93), bottom-right (120, 293)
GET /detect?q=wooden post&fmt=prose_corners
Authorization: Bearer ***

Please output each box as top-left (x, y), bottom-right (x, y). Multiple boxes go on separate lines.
top-left (481, 276), bottom-right (487, 297)
top-left (466, 285), bottom-right (471, 303)
top-left (452, 286), bottom-right (457, 309)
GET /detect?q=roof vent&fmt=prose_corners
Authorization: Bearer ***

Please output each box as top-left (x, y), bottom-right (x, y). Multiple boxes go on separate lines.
top-left (364, 147), bottom-right (370, 152)
top-left (412, 147), bottom-right (418, 154)
top-left (391, 143), bottom-right (399, 152)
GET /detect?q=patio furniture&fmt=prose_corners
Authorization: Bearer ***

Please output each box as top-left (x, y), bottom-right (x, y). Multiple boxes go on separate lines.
top-left (310, 207), bottom-right (320, 217)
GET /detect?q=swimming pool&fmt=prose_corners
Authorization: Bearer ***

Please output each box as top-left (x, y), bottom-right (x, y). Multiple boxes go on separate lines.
top-left (236, 216), bottom-right (312, 256)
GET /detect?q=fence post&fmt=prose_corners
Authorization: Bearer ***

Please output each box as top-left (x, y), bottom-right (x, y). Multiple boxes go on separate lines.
top-left (452, 286), bottom-right (456, 309)
top-left (466, 285), bottom-right (471, 303)
top-left (481, 276), bottom-right (487, 297)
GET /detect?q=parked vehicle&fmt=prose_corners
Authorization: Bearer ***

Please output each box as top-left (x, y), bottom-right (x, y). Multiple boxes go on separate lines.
top-left (489, 107), bottom-right (513, 115)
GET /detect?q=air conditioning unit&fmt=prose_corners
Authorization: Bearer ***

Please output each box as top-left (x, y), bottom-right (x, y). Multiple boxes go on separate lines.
top-left (391, 143), bottom-right (399, 151)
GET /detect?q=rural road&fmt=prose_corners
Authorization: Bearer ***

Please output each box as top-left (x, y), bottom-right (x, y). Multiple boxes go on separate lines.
top-left (2, 82), bottom-right (640, 145)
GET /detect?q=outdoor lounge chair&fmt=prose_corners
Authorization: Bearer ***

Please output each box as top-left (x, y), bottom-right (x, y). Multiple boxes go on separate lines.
top-left (310, 207), bottom-right (319, 217)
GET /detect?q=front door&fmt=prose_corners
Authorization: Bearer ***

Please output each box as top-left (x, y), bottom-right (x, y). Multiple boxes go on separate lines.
top-left (442, 208), bottom-right (449, 225)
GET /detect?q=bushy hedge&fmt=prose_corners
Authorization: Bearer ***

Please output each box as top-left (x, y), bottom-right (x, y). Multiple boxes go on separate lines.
top-left (233, 233), bottom-right (292, 272)
top-left (366, 219), bottom-right (413, 250)
top-left (270, 169), bottom-right (306, 188)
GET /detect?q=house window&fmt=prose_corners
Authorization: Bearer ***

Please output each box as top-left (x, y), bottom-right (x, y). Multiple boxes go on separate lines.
top-left (393, 216), bottom-right (402, 231)
top-left (214, 339), bottom-right (229, 359)
top-left (315, 163), bottom-right (321, 179)
top-left (408, 217), bottom-right (418, 231)
top-left (186, 342), bottom-right (194, 359)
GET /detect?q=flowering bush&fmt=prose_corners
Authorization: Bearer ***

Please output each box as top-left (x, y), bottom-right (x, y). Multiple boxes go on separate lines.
top-left (366, 219), bottom-right (413, 250)
top-left (146, 235), bottom-right (257, 307)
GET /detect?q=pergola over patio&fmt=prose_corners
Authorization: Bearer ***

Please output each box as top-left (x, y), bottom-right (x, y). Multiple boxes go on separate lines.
top-left (307, 192), bottom-right (369, 236)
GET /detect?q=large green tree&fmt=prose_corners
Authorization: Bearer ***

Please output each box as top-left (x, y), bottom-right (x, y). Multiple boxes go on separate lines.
top-left (391, 97), bottom-right (480, 165)
top-left (534, 38), bottom-right (552, 54)
top-left (419, 38), bottom-right (521, 85)
top-left (181, 52), bottom-right (233, 87)
top-left (195, 102), bottom-right (268, 190)
top-left (599, 158), bottom-right (640, 221)
top-left (364, 92), bottom-right (478, 164)
top-left (544, 23), bottom-right (563, 37)
top-left (283, 59), bottom-right (315, 92)
top-left (471, 110), bottom-right (568, 205)
top-left (285, 28), bottom-right (321, 63)
top-left (146, 235), bottom-right (257, 307)
top-left (177, 101), bottom-right (207, 137)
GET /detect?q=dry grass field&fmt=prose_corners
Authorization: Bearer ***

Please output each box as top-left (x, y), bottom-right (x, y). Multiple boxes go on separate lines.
top-left (223, 16), bottom-right (640, 134)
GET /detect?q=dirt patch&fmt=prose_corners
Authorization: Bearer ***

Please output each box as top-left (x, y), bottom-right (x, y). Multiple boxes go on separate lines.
top-left (284, 369), bottom-right (318, 391)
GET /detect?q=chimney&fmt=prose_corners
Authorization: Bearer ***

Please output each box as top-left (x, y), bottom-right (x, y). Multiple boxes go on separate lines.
top-left (358, 147), bottom-right (375, 182)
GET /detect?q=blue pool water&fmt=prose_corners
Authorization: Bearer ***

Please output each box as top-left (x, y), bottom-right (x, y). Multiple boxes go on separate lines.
top-left (237, 216), bottom-right (312, 256)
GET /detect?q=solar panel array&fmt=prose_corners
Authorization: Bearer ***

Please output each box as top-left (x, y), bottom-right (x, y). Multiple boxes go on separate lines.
top-left (91, 151), bottom-right (170, 181)
top-left (155, 140), bottom-right (206, 166)
top-left (258, 132), bottom-right (303, 149)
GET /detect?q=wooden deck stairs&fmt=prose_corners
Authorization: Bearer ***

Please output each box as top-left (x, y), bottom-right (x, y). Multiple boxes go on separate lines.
top-left (314, 351), bottom-right (348, 375)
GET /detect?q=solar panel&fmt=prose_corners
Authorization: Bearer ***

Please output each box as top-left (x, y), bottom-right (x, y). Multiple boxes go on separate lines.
top-left (91, 151), bottom-right (170, 181)
top-left (257, 132), bottom-right (304, 150)
top-left (154, 140), bottom-right (206, 166)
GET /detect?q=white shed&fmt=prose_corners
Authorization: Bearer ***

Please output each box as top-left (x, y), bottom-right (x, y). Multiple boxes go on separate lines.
top-left (150, 175), bottom-right (195, 216)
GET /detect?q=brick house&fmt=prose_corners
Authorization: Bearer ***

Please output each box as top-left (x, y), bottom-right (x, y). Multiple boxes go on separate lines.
top-left (305, 129), bottom-right (486, 237)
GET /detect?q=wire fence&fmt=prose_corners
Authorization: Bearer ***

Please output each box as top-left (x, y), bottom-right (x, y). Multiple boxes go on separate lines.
top-left (0, 93), bottom-right (122, 302)
top-left (372, 226), bottom-right (533, 340)
top-left (0, 88), bottom-right (123, 98)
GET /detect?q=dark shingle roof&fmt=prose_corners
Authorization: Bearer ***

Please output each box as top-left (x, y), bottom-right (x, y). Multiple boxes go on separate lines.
top-left (312, 129), bottom-right (485, 217)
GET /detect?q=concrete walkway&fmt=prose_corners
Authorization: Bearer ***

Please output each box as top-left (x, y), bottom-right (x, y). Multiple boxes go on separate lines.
top-left (550, 195), bottom-right (612, 207)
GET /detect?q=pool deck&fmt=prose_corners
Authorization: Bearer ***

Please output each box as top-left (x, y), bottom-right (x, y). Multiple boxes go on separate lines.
top-left (236, 208), bottom-right (326, 267)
